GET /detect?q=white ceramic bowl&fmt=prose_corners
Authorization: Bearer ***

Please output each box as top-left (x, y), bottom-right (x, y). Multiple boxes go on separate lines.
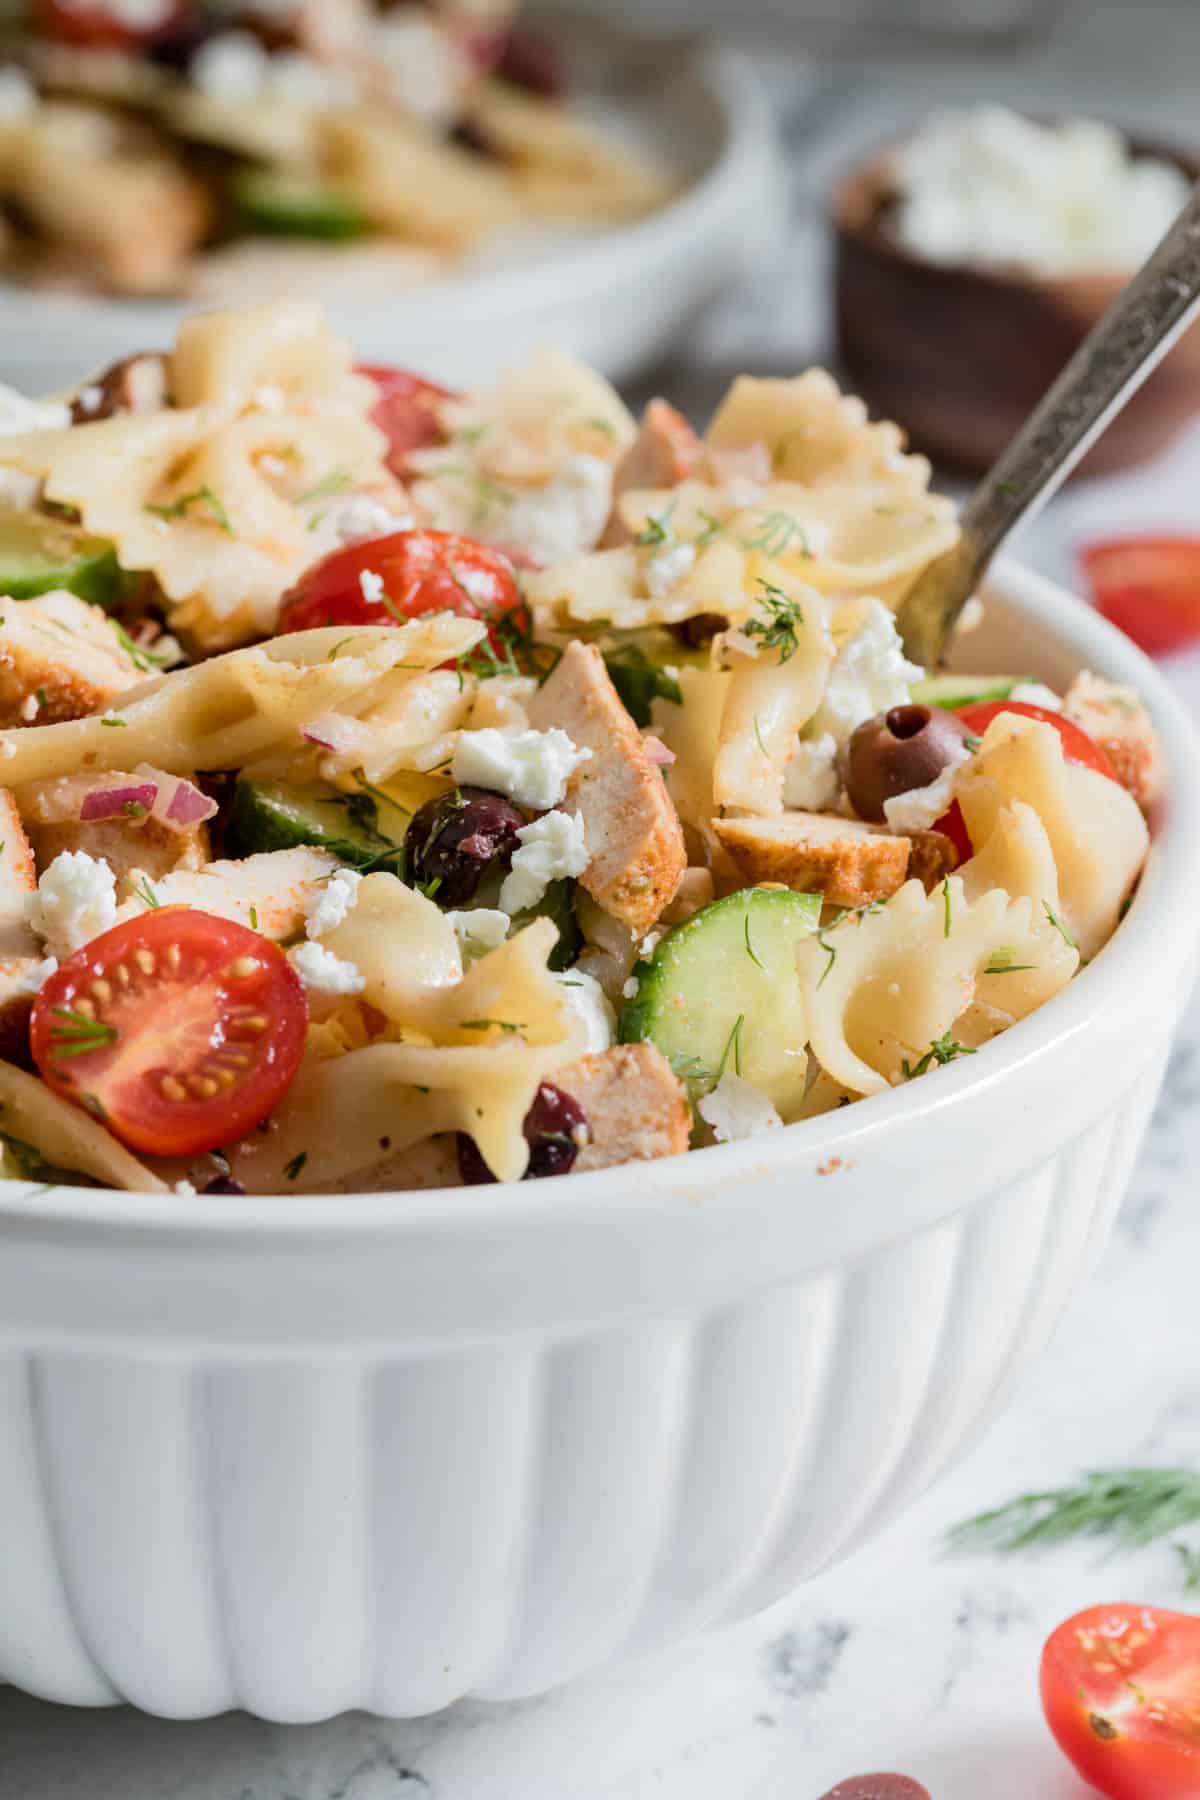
top-left (0, 38), bottom-right (779, 395)
top-left (0, 560), bottom-right (1197, 1723)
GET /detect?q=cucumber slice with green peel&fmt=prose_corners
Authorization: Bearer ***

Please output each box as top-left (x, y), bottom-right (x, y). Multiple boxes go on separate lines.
top-left (233, 170), bottom-right (369, 241)
top-left (224, 777), bottom-right (405, 871)
top-left (603, 643), bottom-right (683, 726)
top-left (619, 886), bottom-right (822, 1117)
top-left (911, 673), bottom-right (1031, 710)
top-left (0, 508), bottom-right (126, 609)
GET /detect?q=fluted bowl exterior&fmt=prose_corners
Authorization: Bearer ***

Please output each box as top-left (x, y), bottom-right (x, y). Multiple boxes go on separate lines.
top-left (0, 561), bottom-right (1197, 1721)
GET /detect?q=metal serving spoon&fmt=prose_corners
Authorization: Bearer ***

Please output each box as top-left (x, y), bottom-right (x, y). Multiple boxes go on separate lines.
top-left (896, 183), bottom-right (1200, 669)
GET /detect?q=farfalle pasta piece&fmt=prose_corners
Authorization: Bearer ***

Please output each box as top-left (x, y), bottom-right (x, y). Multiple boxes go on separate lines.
top-left (322, 110), bottom-right (519, 248)
top-left (798, 877), bottom-right (1078, 1097)
top-left (650, 665), bottom-right (733, 862)
top-left (0, 304), bottom-right (401, 648)
top-left (319, 873), bottom-right (463, 1023)
top-left (705, 370), bottom-right (942, 500)
top-left (0, 619), bottom-right (483, 789)
top-left (712, 582), bottom-right (833, 815)
top-left (0, 1059), bottom-right (166, 1192)
top-left (954, 715), bottom-right (1149, 960)
top-left (230, 918), bottom-right (588, 1188)
top-left (957, 800), bottom-right (1062, 911)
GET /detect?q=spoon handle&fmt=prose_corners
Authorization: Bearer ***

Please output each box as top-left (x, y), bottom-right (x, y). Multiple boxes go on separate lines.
top-left (899, 182), bottom-right (1200, 667)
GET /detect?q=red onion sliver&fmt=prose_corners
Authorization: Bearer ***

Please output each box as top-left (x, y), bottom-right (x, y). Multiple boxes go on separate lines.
top-left (166, 780), bottom-right (218, 826)
top-left (79, 783), bottom-right (158, 822)
top-left (302, 713), bottom-right (361, 754)
top-left (644, 736), bottom-right (676, 766)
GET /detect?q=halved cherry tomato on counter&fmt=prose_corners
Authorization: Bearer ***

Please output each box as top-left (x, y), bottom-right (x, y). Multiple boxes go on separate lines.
top-left (359, 365), bottom-right (453, 477)
top-left (933, 699), bottom-right (1117, 858)
top-left (33, 0), bottom-right (193, 47)
top-left (30, 909), bottom-right (307, 1158)
top-left (1041, 1603), bottom-right (1200, 1800)
top-left (1080, 537), bottom-right (1200, 657)
top-left (277, 528), bottom-right (527, 651)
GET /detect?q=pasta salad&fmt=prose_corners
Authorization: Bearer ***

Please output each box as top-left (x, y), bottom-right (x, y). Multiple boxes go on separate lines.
top-left (0, 301), bottom-right (1158, 1194)
top-left (0, 2), bottom-right (669, 299)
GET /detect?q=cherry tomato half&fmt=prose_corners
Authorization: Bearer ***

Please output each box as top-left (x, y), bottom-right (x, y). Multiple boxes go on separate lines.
top-left (931, 699), bottom-right (1117, 857)
top-left (277, 528), bottom-right (526, 649)
top-left (359, 365), bottom-right (453, 478)
top-left (1041, 1604), bottom-right (1200, 1800)
top-left (30, 909), bottom-right (307, 1158)
top-left (1080, 537), bottom-right (1200, 657)
top-left (33, 0), bottom-right (193, 48)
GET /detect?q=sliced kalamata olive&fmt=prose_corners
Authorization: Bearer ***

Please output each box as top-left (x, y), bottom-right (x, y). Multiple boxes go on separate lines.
top-left (201, 1175), bottom-right (247, 1196)
top-left (449, 117), bottom-right (501, 161)
top-left (671, 612), bottom-right (728, 649)
top-left (71, 353), bottom-right (169, 424)
top-left (405, 785), bottom-right (525, 907)
top-left (457, 1082), bottom-right (587, 1184)
top-left (817, 1779), bottom-right (930, 1800)
top-left (843, 703), bottom-right (973, 822)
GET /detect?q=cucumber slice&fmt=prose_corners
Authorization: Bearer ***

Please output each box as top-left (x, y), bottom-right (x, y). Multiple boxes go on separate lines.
top-left (233, 170), bottom-right (368, 241)
top-left (619, 886), bottom-right (821, 1117)
top-left (0, 508), bottom-right (125, 609)
top-left (911, 673), bottom-right (1030, 710)
top-left (224, 777), bottom-right (405, 870)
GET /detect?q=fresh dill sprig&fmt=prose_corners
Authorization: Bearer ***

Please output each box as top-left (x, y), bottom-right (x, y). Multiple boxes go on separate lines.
top-left (298, 468), bottom-right (353, 506)
top-left (984, 948), bottom-right (1036, 975)
top-left (947, 1469), bottom-right (1200, 1574)
top-left (146, 485), bottom-right (233, 536)
top-left (942, 877), bottom-right (952, 939)
top-left (901, 1032), bottom-right (976, 1081)
top-left (1043, 899), bottom-right (1080, 951)
top-left (47, 1006), bottom-right (119, 1060)
top-left (744, 915), bottom-right (764, 970)
top-left (738, 509), bottom-right (811, 559)
top-left (635, 502), bottom-right (676, 549)
top-left (109, 619), bottom-right (170, 675)
top-left (742, 580), bottom-right (805, 663)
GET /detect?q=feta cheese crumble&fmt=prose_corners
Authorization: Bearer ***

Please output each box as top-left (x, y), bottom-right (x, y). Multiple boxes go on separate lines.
top-left (359, 568), bottom-right (386, 606)
top-left (304, 867), bottom-right (361, 939)
top-left (496, 455), bottom-right (613, 566)
top-left (783, 731), bottom-right (840, 812)
top-left (0, 384), bottom-right (70, 437)
top-left (173, 1179), bottom-right (198, 1198)
top-left (1010, 681), bottom-right (1064, 711)
top-left (644, 541), bottom-right (696, 599)
top-left (554, 969), bottom-right (616, 1053)
top-left (621, 976), bottom-right (639, 1000)
top-left (289, 940), bottom-right (366, 995)
top-left (882, 743), bottom-right (972, 834)
top-left (499, 810), bottom-right (588, 915)
top-left (326, 495), bottom-right (414, 546)
top-left (446, 908), bottom-right (509, 963)
top-left (374, 14), bottom-right (464, 126)
top-left (11, 957), bottom-right (58, 997)
top-left (809, 598), bottom-right (923, 746)
top-left (895, 107), bottom-right (1191, 277)
top-left (697, 1073), bottom-right (783, 1143)
top-left (451, 727), bottom-right (592, 813)
top-left (28, 851), bottom-right (117, 957)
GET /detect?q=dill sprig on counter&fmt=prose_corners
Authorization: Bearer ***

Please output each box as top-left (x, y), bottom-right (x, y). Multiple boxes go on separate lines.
top-left (948, 1468), bottom-right (1200, 1589)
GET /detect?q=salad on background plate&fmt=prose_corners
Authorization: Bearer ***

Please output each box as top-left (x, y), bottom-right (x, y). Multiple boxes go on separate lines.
top-left (0, 300), bottom-right (1159, 1195)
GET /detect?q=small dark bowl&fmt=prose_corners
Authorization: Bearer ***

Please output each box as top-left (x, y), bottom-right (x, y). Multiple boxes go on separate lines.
top-left (832, 131), bottom-right (1200, 478)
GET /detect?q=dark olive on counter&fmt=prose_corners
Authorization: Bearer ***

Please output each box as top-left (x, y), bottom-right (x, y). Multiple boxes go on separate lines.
top-left (817, 1777), bottom-right (931, 1800)
top-left (404, 785), bottom-right (525, 907)
top-left (458, 1082), bottom-right (587, 1184)
top-left (843, 703), bottom-right (973, 822)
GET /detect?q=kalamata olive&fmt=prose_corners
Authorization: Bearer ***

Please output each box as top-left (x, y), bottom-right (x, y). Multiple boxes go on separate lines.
top-left (818, 1778), bottom-right (931, 1800)
top-left (405, 785), bottom-right (525, 907)
top-left (495, 25), bottom-right (567, 98)
top-left (457, 1082), bottom-right (587, 1184)
top-left (843, 703), bottom-right (973, 822)
top-left (202, 1175), bottom-right (246, 1196)
top-left (671, 612), bottom-right (728, 649)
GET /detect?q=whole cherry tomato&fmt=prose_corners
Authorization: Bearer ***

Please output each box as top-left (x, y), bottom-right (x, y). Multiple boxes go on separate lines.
top-left (277, 529), bottom-right (526, 655)
top-left (933, 698), bottom-right (1117, 857)
top-left (358, 365), bottom-right (453, 478)
top-left (33, 0), bottom-right (193, 48)
top-left (31, 909), bottom-right (307, 1158)
top-left (1041, 1603), bottom-right (1200, 1800)
top-left (1080, 537), bottom-right (1200, 658)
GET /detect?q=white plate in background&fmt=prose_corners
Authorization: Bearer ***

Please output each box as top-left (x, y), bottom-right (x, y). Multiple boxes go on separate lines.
top-left (0, 28), bottom-right (779, 395)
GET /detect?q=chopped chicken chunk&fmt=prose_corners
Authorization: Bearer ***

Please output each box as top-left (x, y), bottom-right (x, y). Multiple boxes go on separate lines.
top-left (714, 812), bottom-right (912, 908)
top-left (0, 591), bottom-right (144, 725)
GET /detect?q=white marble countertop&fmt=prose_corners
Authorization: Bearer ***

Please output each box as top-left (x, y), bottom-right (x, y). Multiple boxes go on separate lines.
top-left (6, 33), bottom-right (1200, 1800)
